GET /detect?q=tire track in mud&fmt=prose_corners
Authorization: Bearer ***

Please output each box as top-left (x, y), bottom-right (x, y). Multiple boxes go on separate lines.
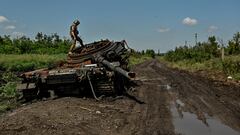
top-left (145, 59), bottom-right (240, 134)
top-left (128, 60), bottom-right (175, 135)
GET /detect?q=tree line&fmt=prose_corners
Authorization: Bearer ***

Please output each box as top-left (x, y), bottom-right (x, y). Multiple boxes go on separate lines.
top-left (0, 32), bottom-right (158, 58)
top-left (165, 32), bottom-right (240, 62)
top-left (1, 32), bottom-right (239, 60)
top-left (0, 32), bottom-right (71, 54)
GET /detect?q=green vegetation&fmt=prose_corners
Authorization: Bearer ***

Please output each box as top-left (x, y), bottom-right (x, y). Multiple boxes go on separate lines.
top-left (0, 33), bottom-right (71, 54)
top-left (0, 54), bottom-right (66, 71)
top-left (0, 72), bottom-right (19, 113)
top-left (129, 54), bottom-right (152, 68)
top-left (165, 36), bottom-right (220, 62)
top-left (128, 49), bottom-right (157, 68)
top-left (0, 32), bottom-right (154, 72)
top-left (164, 32), bottom-right (240, 80)
top-left (222, 55), bottom-right (240, 80)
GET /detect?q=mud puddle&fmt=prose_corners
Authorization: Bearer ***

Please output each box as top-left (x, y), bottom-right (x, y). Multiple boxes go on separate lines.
top-left (170, 101), bottom-right (239, 135)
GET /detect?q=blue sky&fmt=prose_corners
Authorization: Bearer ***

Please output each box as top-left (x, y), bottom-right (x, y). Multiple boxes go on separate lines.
top-left (0, 0), bottom-right (239, 52)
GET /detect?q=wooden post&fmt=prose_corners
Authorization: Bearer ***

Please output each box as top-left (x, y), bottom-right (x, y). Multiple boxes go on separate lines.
top-left (218, 38), bottom-right (225, 61)
top-left (221, 47), bottom-right (224, 61)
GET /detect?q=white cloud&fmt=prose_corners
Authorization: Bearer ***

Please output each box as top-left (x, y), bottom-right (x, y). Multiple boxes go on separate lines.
top-left (157, 28), bottom-right (170, 33)
top-left (208, 25), bottom-right (218, 32)
top-left (5, 25), bottom-right (16, 30)
top-left (182, 17), bottom-right (198, 26)
top-left (0, 16), bottom-right (8, 23)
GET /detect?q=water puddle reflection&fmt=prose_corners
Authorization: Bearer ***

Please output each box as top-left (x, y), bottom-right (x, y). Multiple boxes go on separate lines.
top-left (176, 99), bottom-right (185, 107)
top-left (171, 103), bottom-right (239, 135)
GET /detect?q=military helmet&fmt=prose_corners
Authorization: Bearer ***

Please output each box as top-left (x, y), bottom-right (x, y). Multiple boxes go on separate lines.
top-left (73, 20), bottom-right (80, 25)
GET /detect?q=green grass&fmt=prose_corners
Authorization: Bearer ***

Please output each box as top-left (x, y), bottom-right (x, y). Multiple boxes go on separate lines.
top-left (162, 55), bottom-right (240, 80)
top-left (0, 54), bottom-right (67, 71)
top-left (0, 54), bottom-right (151, 72)
top-left (0, 73), bottom-right (20, 113)
top-left (222, 55), bottom-right (240, 74)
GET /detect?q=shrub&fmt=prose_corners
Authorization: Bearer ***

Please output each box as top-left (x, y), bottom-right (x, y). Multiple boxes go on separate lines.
top-left (0, 82), bottom-right (17, 99)
top-left (222, 56), bottom-right (240, 76)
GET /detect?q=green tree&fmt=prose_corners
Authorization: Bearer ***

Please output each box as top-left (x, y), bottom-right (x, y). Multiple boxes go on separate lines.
top-left (227, 32), bottom-right (240, 54)
top-left (206, 36), bottom-right (218, 57)
top-left (145, 49), bottom-right (155, 58)
top-left (15, 36), bottom-right (34, 54)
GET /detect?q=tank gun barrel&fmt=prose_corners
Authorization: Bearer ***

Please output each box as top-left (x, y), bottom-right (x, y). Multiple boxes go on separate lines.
top-left (95, 55), bottom-right (135, 79)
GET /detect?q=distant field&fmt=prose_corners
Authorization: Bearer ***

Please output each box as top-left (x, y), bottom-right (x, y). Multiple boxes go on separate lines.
top-left (0, 54), bottom-right (67, 72)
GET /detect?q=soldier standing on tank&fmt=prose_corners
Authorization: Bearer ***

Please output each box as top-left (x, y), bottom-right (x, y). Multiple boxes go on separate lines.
top-left (69, 19), bottom-right (84, 54)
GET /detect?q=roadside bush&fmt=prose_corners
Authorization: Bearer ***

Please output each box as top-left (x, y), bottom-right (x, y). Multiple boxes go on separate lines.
top-left (0, 82), bottom-right (17, 99)
top-left (0, 72), bottom-right (18, 100)
top-left (165, 36), bottom-right (220, 62)
top-left (2, 72), bottom-right (19, 82)
top-left (222, 56), bottom-right (240, 76)
top-left (226, 32), bottom-right (240, 55)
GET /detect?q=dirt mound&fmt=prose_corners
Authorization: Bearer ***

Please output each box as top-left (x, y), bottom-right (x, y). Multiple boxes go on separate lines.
top-left (0, 59), bottom-right (239, 135)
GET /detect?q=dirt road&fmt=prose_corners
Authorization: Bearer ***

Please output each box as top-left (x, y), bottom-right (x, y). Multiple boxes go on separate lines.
top-left (0, 59), bottom-right (239, 135)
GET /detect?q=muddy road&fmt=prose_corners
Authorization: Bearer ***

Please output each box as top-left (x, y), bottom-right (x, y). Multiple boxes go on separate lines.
top-left (0, 59), bottom-right (240, 135)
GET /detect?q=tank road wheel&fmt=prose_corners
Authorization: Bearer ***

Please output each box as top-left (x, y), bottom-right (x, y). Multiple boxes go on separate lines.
top-left (37, 85), bottom-right (50, 99)
top-left (19, 88), bottom-right (38, 102)
top-left (114, 72), bottom-right (125, 96)
top-left (17, 83), bottom-right (38, 102)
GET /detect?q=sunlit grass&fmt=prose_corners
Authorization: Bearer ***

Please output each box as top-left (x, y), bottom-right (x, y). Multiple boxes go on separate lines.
top-left (0, 54), bottom-right (67, 71)
top-left (162, 55), bottom-right (240, 80)
top-left (129, 55), bottom-right (152, 68)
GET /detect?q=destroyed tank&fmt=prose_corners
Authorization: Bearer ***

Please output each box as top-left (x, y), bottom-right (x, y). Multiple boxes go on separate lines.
top-left (17, 40), bottom-right (135, 101)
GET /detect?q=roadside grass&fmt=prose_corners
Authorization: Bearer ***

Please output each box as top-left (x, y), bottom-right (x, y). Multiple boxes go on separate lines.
top-left (0, 53), bottom-right (150, 72)
top-left (129, 55), bottom-right (152, 68)
top-left (161, 55), bottom-right (240, 80)
top-left (222, 55), bottom-right (240, 80)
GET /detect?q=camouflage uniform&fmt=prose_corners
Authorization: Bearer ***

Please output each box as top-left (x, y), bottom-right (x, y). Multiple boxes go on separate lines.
top-left (69, 20), bottom-right (84, 53)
